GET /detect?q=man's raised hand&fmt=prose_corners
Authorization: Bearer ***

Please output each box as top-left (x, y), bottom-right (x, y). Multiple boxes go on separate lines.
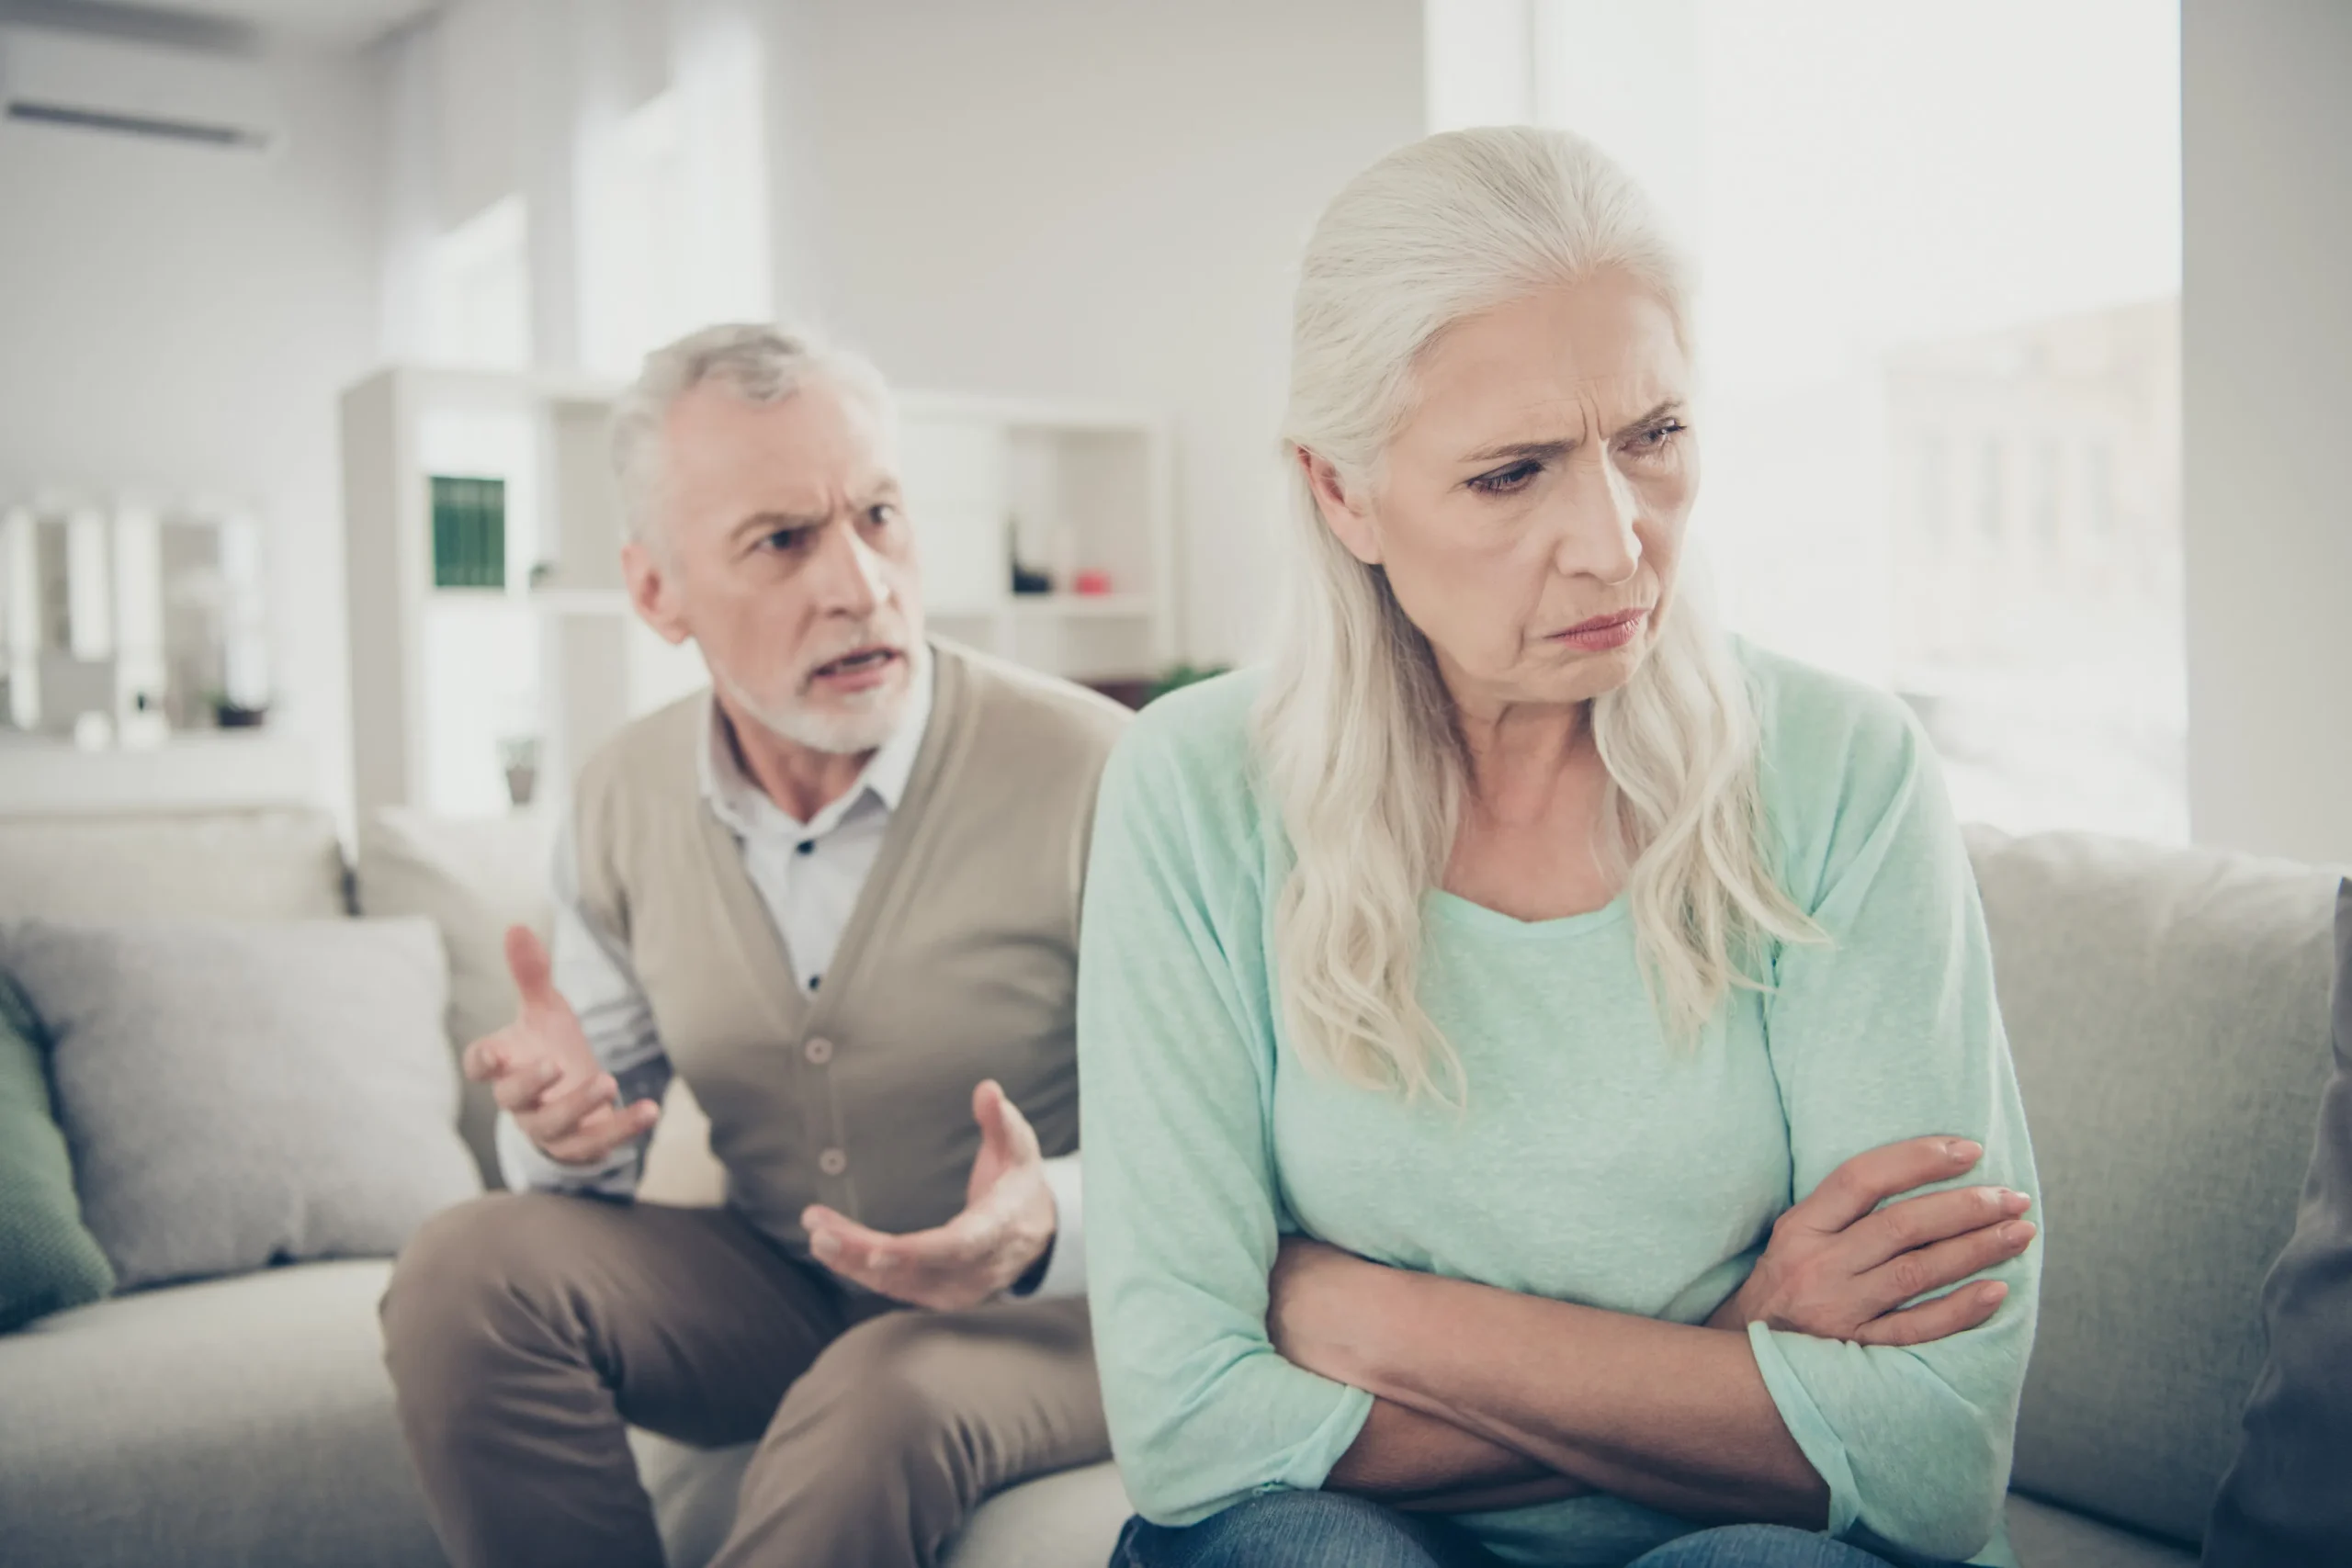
top-left (799, 1079), bottom-right (1057, 1311)
top-left (459, 924), bottom-right (660, 1168)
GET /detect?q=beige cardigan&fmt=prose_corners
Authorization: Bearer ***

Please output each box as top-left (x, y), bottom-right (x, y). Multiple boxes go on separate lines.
top-left (572, 639), bottom-right (1129, 1253)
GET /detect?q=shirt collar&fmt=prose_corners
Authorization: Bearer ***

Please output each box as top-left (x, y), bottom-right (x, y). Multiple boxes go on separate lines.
top-left (697, 644), bottom-right (935, 838)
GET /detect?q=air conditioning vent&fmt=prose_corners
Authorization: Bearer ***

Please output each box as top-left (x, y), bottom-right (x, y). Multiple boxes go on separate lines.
top-left (0, 25), bottom-right (282, 153)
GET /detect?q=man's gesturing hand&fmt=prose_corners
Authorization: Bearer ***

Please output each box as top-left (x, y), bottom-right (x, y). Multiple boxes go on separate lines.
top-left (459, 925), bottom-right (660, 1168)
top-left (1709, 1134), bottom-right (2036, 1347)
top-left (800, 1079), bottom-right (1057, 1311)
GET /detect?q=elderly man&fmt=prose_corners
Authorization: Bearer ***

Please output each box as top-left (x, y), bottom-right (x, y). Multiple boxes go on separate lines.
top-left (380, 323), bottom-right (1127, 1568)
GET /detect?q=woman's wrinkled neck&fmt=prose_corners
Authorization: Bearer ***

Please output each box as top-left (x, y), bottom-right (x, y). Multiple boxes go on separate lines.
top-left (1452, 690), bottom-right (1598, 822)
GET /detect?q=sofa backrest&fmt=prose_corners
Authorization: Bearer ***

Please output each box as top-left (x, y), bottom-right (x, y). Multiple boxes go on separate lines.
top-left (0, 809), bottom-right (348, 922)
top-left (353, 807), bottom-right (559, 1186)
top-left (1967, 826), bottom-right (2339, 1546)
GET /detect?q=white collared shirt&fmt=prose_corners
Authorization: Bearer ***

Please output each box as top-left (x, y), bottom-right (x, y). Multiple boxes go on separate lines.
top-left (696, 649), bottom-right (935, 1000)
top-left (497, 651), bottom-right (1086, 1299)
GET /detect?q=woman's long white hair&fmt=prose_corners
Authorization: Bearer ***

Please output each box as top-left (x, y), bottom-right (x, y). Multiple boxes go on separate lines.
top-left (1260, 126), bottom-right (1820, 1101)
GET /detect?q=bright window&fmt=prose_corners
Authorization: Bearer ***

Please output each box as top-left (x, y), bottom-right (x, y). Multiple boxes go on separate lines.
top-left (423, 194), bottom-right (531, 370)
top-left (575, 16), bottom-right (774, 378)
top-left (1429, 0), bottom-right (2184, 839)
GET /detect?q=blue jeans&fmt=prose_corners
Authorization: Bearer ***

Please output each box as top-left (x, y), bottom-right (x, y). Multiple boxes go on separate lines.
top-left (1113, 1492), bottom-right (1902, 1568)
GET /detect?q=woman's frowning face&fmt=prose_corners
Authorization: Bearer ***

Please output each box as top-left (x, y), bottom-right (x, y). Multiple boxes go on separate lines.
top-left (1306, 269), bottom-right (1697, 721)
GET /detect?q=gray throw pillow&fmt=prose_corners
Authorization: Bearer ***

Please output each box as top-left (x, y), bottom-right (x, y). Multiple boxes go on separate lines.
top-left (0, 918), bottom-right (482, 1290)
top-left (2206, 877), bottom-right (2352, 1568)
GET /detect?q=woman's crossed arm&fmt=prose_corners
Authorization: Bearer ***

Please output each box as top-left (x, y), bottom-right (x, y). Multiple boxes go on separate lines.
top-left (1296, 1134), bottom-right (2036, 1521)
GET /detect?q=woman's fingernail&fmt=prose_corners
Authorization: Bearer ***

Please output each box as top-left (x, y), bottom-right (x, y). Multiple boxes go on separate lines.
top-left (2001, 1189), bottom-right (2032, 1213)
top-left (2001, 1221), bottom-right (2037, 1247)
top-left (1947, 1138), bottom-right (1984, 1163)
top-left (1980, 1280), bottom-right (2009, 1303)
top-left (809, 1232), bottom-right (840, 1259)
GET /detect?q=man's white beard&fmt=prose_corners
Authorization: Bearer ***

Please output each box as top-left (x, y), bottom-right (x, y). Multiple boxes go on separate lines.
top-left (714, 657), bottom-right (910, 757)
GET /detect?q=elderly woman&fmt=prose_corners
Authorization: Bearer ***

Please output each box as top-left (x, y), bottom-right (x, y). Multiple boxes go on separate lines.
top-left (1076, 128), bottom-right (2041, 1568)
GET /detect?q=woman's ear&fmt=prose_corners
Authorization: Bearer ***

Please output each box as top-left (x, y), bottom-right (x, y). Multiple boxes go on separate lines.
top-left (1298, 446), bottom-right (1383, 566)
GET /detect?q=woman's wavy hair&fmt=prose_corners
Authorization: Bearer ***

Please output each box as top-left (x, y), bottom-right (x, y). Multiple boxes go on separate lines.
top-left (1259, 126), bottom-right (1821, 1101)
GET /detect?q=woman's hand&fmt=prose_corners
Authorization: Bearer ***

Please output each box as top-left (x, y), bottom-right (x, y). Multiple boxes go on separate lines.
top-left (1709, 1135), bottom-right (2035, 1347)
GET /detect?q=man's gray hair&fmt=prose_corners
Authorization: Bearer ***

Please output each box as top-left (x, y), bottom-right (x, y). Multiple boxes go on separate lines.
top-left (607, 322), bottom-right (896, 547)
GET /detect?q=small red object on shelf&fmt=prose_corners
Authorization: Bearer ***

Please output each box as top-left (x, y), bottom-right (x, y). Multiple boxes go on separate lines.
top-left (1072, 569), bottom-right (1114, 596)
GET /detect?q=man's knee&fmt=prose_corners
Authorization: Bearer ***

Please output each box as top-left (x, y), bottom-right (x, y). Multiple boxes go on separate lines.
top-left (782, 1310), bottom-right (978, 1454)
top-left (380, 1193), bottom-right (578, 1389)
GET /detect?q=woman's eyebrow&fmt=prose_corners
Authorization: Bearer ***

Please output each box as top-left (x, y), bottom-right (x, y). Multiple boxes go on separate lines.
top-left (1461, 400), bottom-right (1686, 465)
top-left (1611, 399), bottom-right (1687, 436)
top-left (1462, 436), bottom-right (1575, 466)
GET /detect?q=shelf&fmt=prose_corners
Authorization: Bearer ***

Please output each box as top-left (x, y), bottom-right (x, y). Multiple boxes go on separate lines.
top-left (346, 362), bottom-right (1174, 817)
top-left (527, 589), bottom-right (632, 615)
top-left (928, 593), bottom-right (1156, 621)
top-left (423, 587), bottom-right (523, 615)
top-left (1011, 592), bottom-right (1154, 618)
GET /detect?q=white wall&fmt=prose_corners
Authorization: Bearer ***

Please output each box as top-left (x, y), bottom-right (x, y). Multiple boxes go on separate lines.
top-left (785, 0), bottom-right (1427, 666)
top-left (0, 39), bottom-right (384, 820)
top-left (2182, 0), bottom-right (2352, 864)
top-left (365, 0), bottom-right (1429, 668)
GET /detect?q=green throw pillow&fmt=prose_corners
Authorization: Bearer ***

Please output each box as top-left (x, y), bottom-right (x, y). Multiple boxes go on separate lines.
top-left (0, 973), bottom-right (114, 1331)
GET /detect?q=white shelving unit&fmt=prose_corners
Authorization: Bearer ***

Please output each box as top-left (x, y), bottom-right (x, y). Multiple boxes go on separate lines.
top-left (892, 389), bottom-right (1176, 682)
top-left (342, 367), bottom-right (1176, 818)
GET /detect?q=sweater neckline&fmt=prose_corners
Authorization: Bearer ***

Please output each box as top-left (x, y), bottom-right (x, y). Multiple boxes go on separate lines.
top-left (1424, 886), bottom-right (1631, 940)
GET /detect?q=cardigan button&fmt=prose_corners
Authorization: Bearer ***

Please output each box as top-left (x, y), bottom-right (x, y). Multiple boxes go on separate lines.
top-left (805, 1036), bottom-right (834, 1066)
top-left (818, 1147), bottom-right (848, 1177)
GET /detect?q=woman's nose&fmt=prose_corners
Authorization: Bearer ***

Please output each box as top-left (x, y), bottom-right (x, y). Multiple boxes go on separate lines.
top-left (1550, 458), bottom-right (1644, 586)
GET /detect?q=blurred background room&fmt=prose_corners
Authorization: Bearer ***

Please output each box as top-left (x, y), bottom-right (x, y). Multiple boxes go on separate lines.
top-left (1, 5), bottom-right (2348, 1568)
top-left (0, 0), bottom-right (2338, 861)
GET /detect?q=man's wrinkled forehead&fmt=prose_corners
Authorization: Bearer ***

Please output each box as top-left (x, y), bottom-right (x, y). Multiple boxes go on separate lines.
top-left (661, 376), bottom-right (899, 525)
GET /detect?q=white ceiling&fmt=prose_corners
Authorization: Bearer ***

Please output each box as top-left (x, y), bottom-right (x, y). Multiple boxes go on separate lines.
top-left (157, 0), bottom-right (435, 48)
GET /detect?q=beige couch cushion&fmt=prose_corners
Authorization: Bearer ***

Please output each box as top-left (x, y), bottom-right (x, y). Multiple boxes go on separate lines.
top-left (1967, 827), bottom-right (2340, 1547)
top-left (2002, 1495), bottom-right (2197, 1568)
top-left (628, 1434), bottom-right (1132, 1568)
top-left (639, 1077), bottom-right (726, 1207)
top-left (0, 810), bottom-right (345, 923)
top-left (0, 1259), bottom-right (442, 1568)
top-left (354, 808), bottom-right (557, 1183)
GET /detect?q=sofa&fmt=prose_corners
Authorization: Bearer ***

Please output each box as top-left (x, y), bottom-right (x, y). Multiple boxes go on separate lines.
top-left (0, 804), bottom-right (2339, 1568)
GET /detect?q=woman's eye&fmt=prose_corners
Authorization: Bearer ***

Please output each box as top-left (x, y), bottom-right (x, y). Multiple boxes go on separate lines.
top-left (1624, 420), bottom-right (1688, 457)
top-left (866, 502), bottom-right (899, 528)
top-left (760, 527), bottom-right (813, 553)
top-left (1467, 459), bottom-right (1543, 495)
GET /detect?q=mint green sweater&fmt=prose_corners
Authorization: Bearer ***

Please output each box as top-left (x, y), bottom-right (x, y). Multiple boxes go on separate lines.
top-left (1076, 644), bottom-right (2041, 1568)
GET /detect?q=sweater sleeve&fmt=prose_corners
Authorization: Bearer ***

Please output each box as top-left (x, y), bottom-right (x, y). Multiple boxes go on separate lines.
top-left (1747, 692), bottom-right (2042, 1564)
top-left (1076, 704), bottom-right (1374, 1527)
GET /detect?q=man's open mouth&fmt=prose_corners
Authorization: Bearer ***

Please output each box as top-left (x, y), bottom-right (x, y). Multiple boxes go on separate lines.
top-left (811, 647), bottom-right (900, 679)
